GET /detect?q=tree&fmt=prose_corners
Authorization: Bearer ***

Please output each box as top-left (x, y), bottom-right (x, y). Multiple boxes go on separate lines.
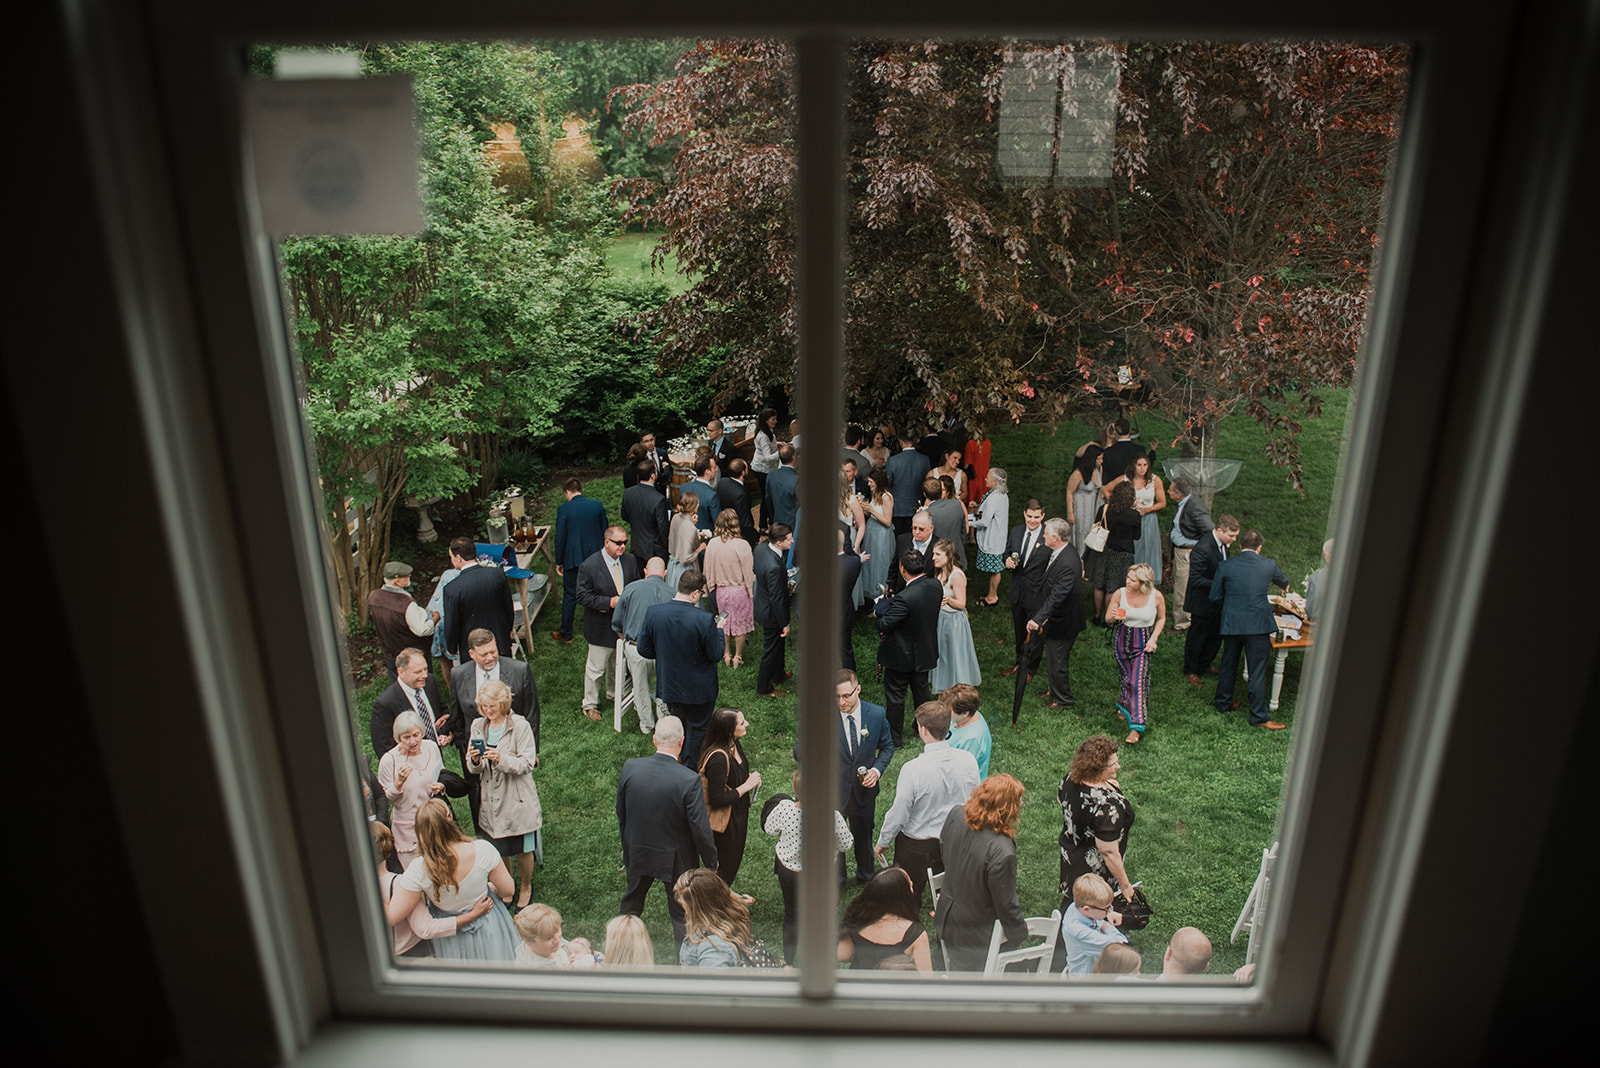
top-left (612, 39), bottom-right (1407, 487)
top-left (278, 41), bottom-right (617, 624)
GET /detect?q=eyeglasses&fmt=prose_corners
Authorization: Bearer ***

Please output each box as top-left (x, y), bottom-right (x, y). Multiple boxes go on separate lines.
top-left (607, 538), bottom-right (627, 546)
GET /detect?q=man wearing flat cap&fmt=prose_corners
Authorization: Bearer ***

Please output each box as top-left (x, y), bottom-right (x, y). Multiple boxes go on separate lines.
top-left (367, 561), bottom-right (438, 683)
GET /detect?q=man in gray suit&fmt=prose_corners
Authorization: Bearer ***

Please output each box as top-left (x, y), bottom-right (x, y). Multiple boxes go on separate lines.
top-left (886, 431), bottom-right (927, 536)
top-left (1166, 478), bottom-right (1214, 632)
top-left (449, 627), bottom-right (540, 754)
top-left (616, 716), bottom-right (717, 947)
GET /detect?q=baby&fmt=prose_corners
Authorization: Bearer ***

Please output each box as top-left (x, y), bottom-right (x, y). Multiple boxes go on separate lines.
top-left (514, 904), bottom-right (599, 969)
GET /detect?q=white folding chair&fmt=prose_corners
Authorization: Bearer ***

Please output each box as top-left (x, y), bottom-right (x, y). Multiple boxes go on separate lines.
top-left (1231, 840), bottom-right (1279, 965)
top-left (927, 869), bottom-right (949, 970)
top-left (613, 638), bottom-right (626, 733)
top-left (982, 911), bottom-right (1062, 976)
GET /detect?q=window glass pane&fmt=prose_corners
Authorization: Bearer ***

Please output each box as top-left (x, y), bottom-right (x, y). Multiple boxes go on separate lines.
top-left (254, 37), bottom-right (803, 974)
top-left (837, 36), bottom-right (1408, 984)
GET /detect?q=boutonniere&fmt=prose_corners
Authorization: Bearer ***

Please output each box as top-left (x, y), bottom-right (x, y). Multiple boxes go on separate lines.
top-left (859, 727), bottom-right (869, 740)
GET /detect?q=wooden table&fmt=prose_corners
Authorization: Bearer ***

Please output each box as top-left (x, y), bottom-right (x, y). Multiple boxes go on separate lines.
top-left (1268, 623), bottom-right (1313, 712)
top-left (507, 525), bottom-right (552, 658)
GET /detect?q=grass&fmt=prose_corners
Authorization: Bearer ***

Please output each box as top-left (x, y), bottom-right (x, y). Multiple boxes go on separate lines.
top-left (604, 231), bottom-right (696, 297)
top-left (354, 392), bottom-right (1348, 974)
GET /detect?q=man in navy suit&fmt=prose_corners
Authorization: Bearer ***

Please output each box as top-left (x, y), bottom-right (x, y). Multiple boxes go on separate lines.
top-left (765, 443), bottom-right (799, 530)
top-left (716, 458), bottom-right (758, 545)
top-left (1210, 528), bottom-right (1291, 729)
top-left (1028, 518), bottom-right (1087, 709)
top-left (1182, 513), bottom-right (1240, 682)
top-left (552, 478), bottom-right (607, 643)
top-left (441, 536), bottom-right (514, 663)
top-left (637, 568), bottom-right (725, 768)
top-left (753, 523), bottom-right (794, 698)
top-left (685, 454), bottom-right (719, 532)
top-left (1002, 499), bottom-right (1049, 678)
top-left (576, 526), bottom-right (641, 722)
top-left (616, 716), bottom-right (717, 947)
top-left (875, 548), bottom-right (942, 745)
top-left (886, 431), bottom-right (927, 536)
top-left (834, 669), bottom-right (895, 883)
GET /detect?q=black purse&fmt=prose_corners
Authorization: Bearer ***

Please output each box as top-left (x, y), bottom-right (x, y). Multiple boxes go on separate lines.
top-left (1115, 886), bottom-right (1153, 932)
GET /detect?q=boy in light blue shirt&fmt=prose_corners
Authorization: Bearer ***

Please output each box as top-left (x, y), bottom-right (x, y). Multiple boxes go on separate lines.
top-left (942, 683), bottom-right (992, 778)
top-left (1060, 873), bottom-right (1128, 975)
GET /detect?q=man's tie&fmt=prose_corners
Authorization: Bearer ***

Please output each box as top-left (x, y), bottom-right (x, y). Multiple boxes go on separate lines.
top-left (413, 687), bottom-right (438, 742)
top-left (1022, 530), bottom-right (1035, 560)
top-left (847, 714), bottom-right (858, 758)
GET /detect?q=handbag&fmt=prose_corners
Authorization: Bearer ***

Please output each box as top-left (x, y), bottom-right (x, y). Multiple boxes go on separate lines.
top-left (736, 938), bottom-right (785, 968)
top-left (1084, 516), bottom-right (1110, 553)
top-left (699, 750), bottom-right (733, 834)
top-left (1115, 885), bottom-right (1153, 932)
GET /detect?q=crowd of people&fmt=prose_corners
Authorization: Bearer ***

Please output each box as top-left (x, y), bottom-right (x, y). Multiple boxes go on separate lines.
top-left (360, 415), bottom-right (1307, 978)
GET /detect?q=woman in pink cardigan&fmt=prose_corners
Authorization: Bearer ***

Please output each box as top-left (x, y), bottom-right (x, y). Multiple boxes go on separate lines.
top-left (703, 508), bottom-right (756, 667)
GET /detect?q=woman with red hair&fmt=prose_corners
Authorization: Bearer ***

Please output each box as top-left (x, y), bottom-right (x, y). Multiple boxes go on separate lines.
top-left (934, 773), bottom-right (1028, 970)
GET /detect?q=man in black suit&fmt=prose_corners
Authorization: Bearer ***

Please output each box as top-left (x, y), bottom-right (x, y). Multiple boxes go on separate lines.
top-left (1211, 528), bottom-right (1291, 730)
top-left (874, 548), bottom-right (942, 745)
top-left (716, 457), bottom-right (758, 544)
top-left (577, 526), bottom-right (642, 723)
top-left (705, 418), bottom-right (737, 476)
top-left (620, 461), bottom-right (670, 571)
top-left (441, 535), bottom-right (514, 664)
top-left (1028, 518), bottom-right (1087, 709)
top-left (1099, 418), bottom-right (1145, 493)
top-left (1003, 499), bottom-right (1050, 679)
top-left (639, 430), bottom-right (673, 485)
top-left (1182, 513), bottom-right (1240, 683)
top-left (616, 716), bottom-right (717, 947)
top-left (838, 527), bottom-right (862, 671)
top-left (753, 523), bottom-right (794, 698)
top-left (637, 569), bottom-right (725, 767)
top-left (887, 509), bottom-right (936, 595)
top-left (371, 647), bottom-right (470, 826)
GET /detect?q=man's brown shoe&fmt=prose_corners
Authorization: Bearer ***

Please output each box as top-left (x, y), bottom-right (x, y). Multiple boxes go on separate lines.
top-left (1185, 673), bottom-right (1202, 685)
top-left (1001, 666), bottom-right (1019, 677)
top-left (1228, 699), bottom-right (1242, 711)
top-left (1206, 666), bottom-right (1220, 675)
top-left (581, 707), bottom-right (602, 721)
top-left (1259, 720), bottom-right (1287, 731)
top-left (550, 631), bottom-right (573, 644)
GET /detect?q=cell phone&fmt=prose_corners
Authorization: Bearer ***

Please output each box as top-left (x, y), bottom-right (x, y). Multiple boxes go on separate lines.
top-left (471, 738), bottom-right (487, 755)
top-left (714, 611), bottom-right (729, 628)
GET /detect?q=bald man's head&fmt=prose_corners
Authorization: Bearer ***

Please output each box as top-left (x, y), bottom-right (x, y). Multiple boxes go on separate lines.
top-left (1164, 927), bottom-right (1213, 976)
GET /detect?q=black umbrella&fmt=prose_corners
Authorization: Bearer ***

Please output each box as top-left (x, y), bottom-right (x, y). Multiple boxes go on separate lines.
top-left (1011, 627), bottom-right (1042, 726)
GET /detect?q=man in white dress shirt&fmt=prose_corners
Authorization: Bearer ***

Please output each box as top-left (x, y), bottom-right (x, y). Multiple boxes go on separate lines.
top-left (873, 701), bottom-right (980, 903)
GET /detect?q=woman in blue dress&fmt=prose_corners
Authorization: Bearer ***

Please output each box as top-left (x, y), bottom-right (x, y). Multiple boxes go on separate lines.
top-left (1105, 454), bottom-right (1166, 586)
top-left (854, 466), bottom-right (896, 607)
top-left (929, 538), bottom-right (981, 691)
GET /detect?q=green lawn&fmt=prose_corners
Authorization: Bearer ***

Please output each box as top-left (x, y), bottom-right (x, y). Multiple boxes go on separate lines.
top-left (605, 231), bottom-right (696, 296)
top-left (355, 394), bottom-right (1346, 974)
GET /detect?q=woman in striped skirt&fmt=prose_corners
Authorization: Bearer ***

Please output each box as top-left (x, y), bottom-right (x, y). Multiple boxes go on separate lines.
top-left (1106, 563), bottom-right (1165, 745)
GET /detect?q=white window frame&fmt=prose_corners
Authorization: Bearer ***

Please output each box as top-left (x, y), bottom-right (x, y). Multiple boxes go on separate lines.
top-left (46, 0), bottom-right (1592, 1063)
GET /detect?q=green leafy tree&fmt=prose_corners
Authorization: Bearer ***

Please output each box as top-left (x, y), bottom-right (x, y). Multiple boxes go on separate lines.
top-left (279, 41), bottom-right (617, 624)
